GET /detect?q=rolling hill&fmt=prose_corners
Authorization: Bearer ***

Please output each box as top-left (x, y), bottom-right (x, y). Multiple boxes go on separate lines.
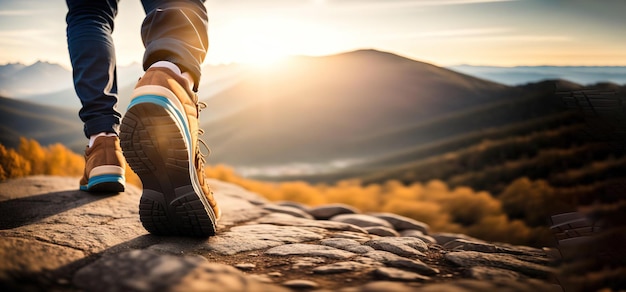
top-left (0, 96), bottom-right (84, 151)
top-left (201, 49), bottom-right (511, 167)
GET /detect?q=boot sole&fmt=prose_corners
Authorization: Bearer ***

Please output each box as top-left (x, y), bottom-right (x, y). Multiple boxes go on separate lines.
top-left (80, 178), bottom-right (125, 193)
top-left (120, 96), bottom-right (216, 237)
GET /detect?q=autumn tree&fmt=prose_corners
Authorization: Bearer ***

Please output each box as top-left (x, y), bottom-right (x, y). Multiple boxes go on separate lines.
top-left (17, 137), bottom-right (46, 175)
top-left (0, 144), bottom-right (31, 180)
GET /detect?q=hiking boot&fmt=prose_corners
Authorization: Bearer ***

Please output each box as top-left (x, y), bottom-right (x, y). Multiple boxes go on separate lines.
top-left (120, 66), bottom-right (219, 237)
top-left (80, 136), bottom-right (126, 193)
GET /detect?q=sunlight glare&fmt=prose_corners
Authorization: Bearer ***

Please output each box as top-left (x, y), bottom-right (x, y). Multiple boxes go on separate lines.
top-left (241, 35), bottom-right (287, 68)
top-left (215, 17), bottom-right (292, 68)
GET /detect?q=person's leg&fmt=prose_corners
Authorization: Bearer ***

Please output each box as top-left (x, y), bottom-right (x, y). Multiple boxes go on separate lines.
top-left (66, 0), bottom-right (121, 137)
top-left (66, 0), bottom-right (125, 192)
top-left (140, 0), bottom-right (208, 90)
top-left (120, 0), bottom-right (218, 236)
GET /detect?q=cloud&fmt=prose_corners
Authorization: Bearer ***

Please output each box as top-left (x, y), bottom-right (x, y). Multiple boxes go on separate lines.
top-left (0, 29), bottom-right (58, 46)
top-left (414, 28), bottom-right (512, 38)
top-left (330, 0), bottom-right (516, 9)
top-left (377, 27), bottom-right (572, 45)
top-left (0, 9), bottom-right (37, 16)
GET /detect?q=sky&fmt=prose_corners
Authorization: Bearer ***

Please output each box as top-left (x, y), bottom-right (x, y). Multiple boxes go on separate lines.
top-left (0, 0), bottom-right (625, 68)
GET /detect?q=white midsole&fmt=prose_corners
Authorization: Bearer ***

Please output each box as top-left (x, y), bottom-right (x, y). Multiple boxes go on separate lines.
top-left (89, 165), bottom-right (125, 178)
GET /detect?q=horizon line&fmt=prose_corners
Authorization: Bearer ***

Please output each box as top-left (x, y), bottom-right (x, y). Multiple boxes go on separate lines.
top-left (2, 49), bottom-right (626, 68)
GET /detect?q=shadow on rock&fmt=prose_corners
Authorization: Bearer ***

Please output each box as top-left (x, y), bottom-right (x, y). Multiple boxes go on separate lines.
top-left (0, 189), bottom-right (115, 230)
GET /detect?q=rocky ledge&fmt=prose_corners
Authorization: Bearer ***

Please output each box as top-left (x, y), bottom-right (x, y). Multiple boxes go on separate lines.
top-left (0, 176), bottom-right (562, 291)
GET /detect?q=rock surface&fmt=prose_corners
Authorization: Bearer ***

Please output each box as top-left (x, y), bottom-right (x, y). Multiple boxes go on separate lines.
top-left (0, 176), bottom-right (561, 291)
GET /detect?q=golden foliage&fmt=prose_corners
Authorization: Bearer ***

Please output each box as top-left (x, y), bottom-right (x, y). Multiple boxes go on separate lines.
top-left (500, 177), bottom-right (556, 226)
top-left (44, 143), bottom-right (84, 176)
top-left (0, 143), bottom-right (31, 180)
top-left (1, 138), bottom-right (141, 187)
top-left (203, 164), bottom-right (539, 245)
top-left (9, 137), bottom-right (84, 177)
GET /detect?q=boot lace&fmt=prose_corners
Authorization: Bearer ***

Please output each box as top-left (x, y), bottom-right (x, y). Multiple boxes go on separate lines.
top-left (196, 101), bottom-right (211, 166)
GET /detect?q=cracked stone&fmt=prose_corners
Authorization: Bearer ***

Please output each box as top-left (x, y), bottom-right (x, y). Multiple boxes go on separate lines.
top-left (320, 238), bottom-right (375, 254)
top-left (330, 214), bottom-right (394, 229)
top-left (308, 204), bottom-right (360, 220)
top-left (205, 224), bottom-right (325, 255)
top-left (364, 237), bottom-right (429, 258)
top-left (255, 213), bottom-right (367, 233)
top-left (265, 244), bottom-right (356, 259)
top-left (329, 231), bottom-right (375, 243)
top-left (364, 226), bottom-right (400, 237)
top-left (399, 230), bottom-right (436, 244)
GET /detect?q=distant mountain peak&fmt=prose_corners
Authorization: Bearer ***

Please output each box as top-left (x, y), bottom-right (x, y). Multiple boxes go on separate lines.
top-left (0, 60), bottom-right (72, 97)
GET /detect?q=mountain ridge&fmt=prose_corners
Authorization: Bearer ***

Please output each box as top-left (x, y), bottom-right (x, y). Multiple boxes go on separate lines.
top-left (448, 64), bottom-right (626, 86)
top-left (3, 49), bottom-right (625, 99)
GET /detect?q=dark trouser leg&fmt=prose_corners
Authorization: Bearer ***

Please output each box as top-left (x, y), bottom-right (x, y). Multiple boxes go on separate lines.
top-left (66, 0), bottom-right (121, 138)
top-left (140, 0), bottom-right (208, 91)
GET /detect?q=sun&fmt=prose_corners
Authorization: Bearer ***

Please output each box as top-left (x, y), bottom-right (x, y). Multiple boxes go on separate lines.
top-left (239, 36), bottom-right (288, 68)
top-left (211, 17), bottom-right (293, 68)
